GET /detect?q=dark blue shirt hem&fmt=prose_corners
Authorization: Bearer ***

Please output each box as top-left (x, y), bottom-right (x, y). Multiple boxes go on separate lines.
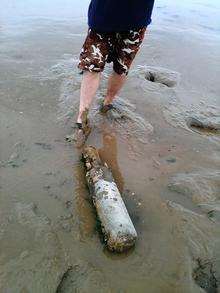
top-left (88, 0), bottom-right (155, 33)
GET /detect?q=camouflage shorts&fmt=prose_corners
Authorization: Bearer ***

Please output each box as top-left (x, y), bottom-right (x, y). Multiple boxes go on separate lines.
top-left (78, 27), bottom-right (146, 75)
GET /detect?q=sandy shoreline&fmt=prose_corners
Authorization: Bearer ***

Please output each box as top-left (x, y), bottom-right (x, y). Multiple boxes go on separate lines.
top-left (0, 0), bottom-right (220, 292)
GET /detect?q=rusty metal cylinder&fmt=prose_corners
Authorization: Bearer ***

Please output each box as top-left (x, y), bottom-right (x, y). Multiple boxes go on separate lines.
top-left (83, 146), bottom-right (137, 252)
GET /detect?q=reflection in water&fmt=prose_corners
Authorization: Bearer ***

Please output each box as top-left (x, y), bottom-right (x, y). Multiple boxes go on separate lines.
top-left (98, 130), bottom-right (124, 193)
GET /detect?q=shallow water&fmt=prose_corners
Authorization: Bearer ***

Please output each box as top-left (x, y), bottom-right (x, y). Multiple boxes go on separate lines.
top-left (0, 0), bottom-right (220, 292)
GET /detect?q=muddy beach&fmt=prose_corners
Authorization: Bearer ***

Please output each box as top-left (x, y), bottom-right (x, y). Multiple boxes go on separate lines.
top-left (0, 0), bottom-right (220, 292)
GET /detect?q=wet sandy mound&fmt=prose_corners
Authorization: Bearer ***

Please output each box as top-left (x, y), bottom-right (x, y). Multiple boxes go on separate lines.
top-left (163, 100), bottom-right (220, 140)
top-left (133, 65), bottom-right (181, 88)
top-left (168, 169), bottom-right (220, 206)
top-left (187, 116), bottom-right (220, 134)
top-left (167, 169), bottom-right (220, 223)
top-left (91, 96), bottom-right (154, 145)
top-left (63, 94), bottom-right (154, 146)
top-left (35, 54), bottom-right (82, 122)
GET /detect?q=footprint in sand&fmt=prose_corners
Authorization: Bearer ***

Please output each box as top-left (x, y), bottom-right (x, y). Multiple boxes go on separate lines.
top-left (134, 65), bottom-right (181, 88)
top-left (187, 116), bottom-right (220, 136)
top-left (163, 100), bottom-right (220, 141)
top-left (56, 262), bottom-right (110, 293)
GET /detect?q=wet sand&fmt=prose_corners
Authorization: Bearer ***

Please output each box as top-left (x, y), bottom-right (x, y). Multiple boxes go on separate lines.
top-left (0, 0), bottom-right (220, 292)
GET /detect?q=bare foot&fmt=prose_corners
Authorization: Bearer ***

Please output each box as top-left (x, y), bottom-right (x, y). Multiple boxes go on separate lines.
top-left (66, 109), bottom-right (91, 148)
top-left (99, 102), bottom-right (114, 114)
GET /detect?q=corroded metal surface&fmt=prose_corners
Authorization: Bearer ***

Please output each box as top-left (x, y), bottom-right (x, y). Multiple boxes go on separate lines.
top-left (83, 146), bottom-right (137, 252)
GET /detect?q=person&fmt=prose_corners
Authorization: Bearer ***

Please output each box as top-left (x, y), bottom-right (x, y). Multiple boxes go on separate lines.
top-left (74, 0), bottom-right (155, 147)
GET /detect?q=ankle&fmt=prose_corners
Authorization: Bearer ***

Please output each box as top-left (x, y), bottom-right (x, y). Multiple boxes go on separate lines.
top-left (104, 97), bottom-right (114, 106)
top-left (77, 109), bottom-right (86, 124)
top-left (77, 116), bottom-right (82, 124)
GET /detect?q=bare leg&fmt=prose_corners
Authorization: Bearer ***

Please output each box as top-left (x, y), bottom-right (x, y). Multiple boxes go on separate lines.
top-left (77, 71), bottom-right (101, 123)
top-left (104, 72), bottom-right (127, 105)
